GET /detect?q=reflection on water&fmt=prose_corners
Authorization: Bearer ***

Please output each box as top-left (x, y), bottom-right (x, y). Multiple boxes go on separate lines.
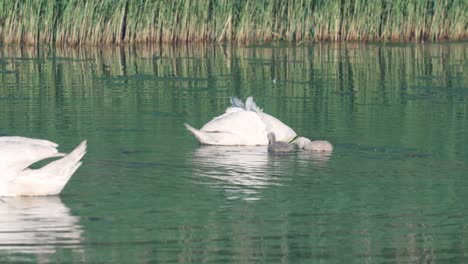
top-left (190, 145), bottom-right (333, 201)
top-left (0, 42), bottom-right (466, 263)
top-left (0, 43), bottom-right (466, 163)
top-left (191, 146), bottom-right (280, 201)
top-left (297, 150), bottom-right (333, 167)
top-left (0, 197), bottom-right (82, 257)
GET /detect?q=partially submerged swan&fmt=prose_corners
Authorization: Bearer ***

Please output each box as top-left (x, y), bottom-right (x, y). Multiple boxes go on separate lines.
top-left (267, 132), bottom-right (294, 153)
top-left (185, 96), bottom-right (297, 145)
top-left (296, 137), bottom-right (333, 152)
top-left (0, 136), bottom-right (87, 196)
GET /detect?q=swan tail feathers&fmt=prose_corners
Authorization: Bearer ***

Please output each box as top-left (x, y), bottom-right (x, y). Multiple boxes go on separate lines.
top-left (15, 140), bottom-right (86, 196)
top-left (185, 123), bottom-right (213, 144)
top-left (246, 96), bottom-right (263, 113)
top-left (230, 96), bottom-right (245, 109)
top-left (38, 140), bottom-right (86, 186)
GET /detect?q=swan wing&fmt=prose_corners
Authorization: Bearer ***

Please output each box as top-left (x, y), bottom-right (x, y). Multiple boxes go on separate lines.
top-left (0, 139), bottom-right (65, 175)
top-left (0, 136), bottom-right (59, 148)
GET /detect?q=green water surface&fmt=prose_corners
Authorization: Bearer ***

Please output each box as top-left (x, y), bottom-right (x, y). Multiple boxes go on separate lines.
top-left (0, 43), bottom-right (467, 263)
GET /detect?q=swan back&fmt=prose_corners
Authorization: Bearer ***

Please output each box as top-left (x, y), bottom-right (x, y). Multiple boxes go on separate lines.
top-left (0, 136), bottom-right (59, 148)
top-left (196, 110), bottom-right (269, 145)
top-left (258, 112), bottom-right (297, 142)
top-left (0, 139), bottom-right (65, 177)
top-left (185, 96), bottom-right (297, 146)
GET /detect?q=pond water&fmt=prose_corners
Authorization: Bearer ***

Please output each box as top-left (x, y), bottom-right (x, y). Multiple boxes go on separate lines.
top-left (0, 43), bottom-right (467, 263)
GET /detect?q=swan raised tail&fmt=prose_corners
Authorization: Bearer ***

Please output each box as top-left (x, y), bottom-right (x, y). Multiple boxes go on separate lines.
top-left (245, 96), bottom-right (263, 113)
top-left (184, 123), bottom-right (223, 145)
top-left (0, 138), bottom-right (87, 196)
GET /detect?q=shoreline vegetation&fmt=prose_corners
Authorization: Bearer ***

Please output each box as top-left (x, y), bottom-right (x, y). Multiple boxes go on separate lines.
top-left (0, 0), bottom-right (466, 46)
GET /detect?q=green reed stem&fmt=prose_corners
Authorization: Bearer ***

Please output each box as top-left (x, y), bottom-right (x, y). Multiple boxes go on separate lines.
top-left (0, 0), bottom-right (465, 45)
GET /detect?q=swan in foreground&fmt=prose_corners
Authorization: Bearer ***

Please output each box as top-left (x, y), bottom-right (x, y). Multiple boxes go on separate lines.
top-left (267, 132), bottom-right (294, 153)
top-left (296, 137), bottom-right (333, 152)
top-left (185, 96), bottom-right (297, 145)
top-left (0, 136), bottom-right (87, 197)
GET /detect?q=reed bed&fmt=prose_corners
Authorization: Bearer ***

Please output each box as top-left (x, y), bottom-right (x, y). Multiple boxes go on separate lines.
top-left (0, 0), bottom-right (466, 45)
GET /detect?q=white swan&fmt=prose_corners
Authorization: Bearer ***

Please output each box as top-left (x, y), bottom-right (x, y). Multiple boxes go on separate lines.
top-left (267, 132), bottom-right (294, 153)
top-left (296, 137), bottom-right (333, 152)
top-left (0, 136), bottom-right (87, 197)
top-left (185, 96), bottom-right (297, 145)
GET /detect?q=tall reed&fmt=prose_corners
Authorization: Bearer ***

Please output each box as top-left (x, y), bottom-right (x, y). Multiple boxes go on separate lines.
top-left (0, 0), bottom-right (466, 45)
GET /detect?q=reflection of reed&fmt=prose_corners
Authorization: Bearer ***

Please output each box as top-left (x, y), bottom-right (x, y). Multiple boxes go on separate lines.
top-left (0, 44), bottom-right (466, 160)
top-left (0, 44), bottom-right (464, 100)
top-left (0, 196), bottom-right (82, 254)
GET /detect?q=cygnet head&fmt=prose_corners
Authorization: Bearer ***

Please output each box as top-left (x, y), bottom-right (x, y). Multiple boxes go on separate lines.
top-left (267, 132), bottom-right (277, 145)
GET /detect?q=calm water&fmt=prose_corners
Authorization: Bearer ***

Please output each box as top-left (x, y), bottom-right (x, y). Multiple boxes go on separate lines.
top-left (0, 43), bottom-right (467, 263)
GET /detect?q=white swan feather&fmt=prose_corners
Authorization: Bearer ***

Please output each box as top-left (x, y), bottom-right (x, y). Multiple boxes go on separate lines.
top-left (0, 136), bottom-right (87, 196)
top-left (185, 96), bottom-right (296, 145)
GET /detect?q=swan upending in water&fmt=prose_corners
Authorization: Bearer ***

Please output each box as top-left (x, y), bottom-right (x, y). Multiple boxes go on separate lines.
top-left (267, 132), bottom-right (294, 153)
top-left (0, 136), bottom-right (87, 197)
top-left (296, 137), bottom-right (333, 152)
top-left (185, 96), bottom-right (297, 145)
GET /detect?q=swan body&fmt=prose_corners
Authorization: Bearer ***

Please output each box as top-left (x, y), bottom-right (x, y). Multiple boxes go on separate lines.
top-left (296, 137), bottom-right (333, 152)
top-left (185, 96), bottom-right (297, 145)
top-left (0, 136), bottom-right (87, 197)
top-left (267, 132), bottom-right (294, 153)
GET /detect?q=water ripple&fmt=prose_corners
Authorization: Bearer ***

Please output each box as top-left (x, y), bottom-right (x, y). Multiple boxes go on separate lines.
top-left (0, 197), bottom-right (83, 256)
top-left (189, 146), bottom-right (289, 201)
